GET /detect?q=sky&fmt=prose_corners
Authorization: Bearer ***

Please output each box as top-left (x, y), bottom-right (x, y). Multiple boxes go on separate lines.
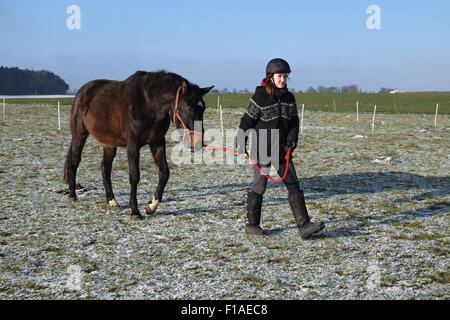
top-left (1, 0), bottom-right (450, 92)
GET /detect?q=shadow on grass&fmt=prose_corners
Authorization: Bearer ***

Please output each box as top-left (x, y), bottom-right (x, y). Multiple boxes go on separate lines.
top-left (67, 171), bottom-right (448, 238)
top-left (71, 171), bottom-right (448, 204)
top-left (164, 171), bottom-right (448, 201)
top-left (160, 171), bottom-right (449, 238)
top-left (243, 201), bottom-right (449, 239)
top-left (301, 172), bottom-right (449, 200)
top-left (321, 201), bottom-right (449, 239)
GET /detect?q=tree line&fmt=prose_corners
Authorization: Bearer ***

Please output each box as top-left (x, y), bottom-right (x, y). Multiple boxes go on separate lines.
top-left (304, 85), bottom-right (397, 93)
top-left (212, 84), bottom-right (398, 94)
top-left (305, 84), bottom-right (360, 93)
top-left (0, 66), bottom-right (69, 95)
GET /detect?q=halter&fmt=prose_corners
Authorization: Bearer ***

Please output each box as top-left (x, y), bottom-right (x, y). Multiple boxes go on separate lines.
top-left (172, 85), bottom-right (202, 142)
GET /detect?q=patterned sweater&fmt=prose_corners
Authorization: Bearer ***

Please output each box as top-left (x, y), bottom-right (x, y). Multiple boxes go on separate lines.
top-left (238, 86), bottom-right (299, 160)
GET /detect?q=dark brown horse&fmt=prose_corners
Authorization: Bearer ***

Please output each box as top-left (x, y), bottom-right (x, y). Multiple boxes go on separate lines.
top-left (64, 71), bottom-right (214, 219)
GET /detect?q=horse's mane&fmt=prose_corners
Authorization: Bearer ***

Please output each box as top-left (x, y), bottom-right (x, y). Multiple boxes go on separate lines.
top-left (126, 70), bottom-right (185, 86)
top-left (125, 70), bottom-right (196, 100)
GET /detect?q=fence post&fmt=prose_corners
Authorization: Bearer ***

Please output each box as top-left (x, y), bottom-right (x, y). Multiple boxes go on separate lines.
top-left (371, 105), bottom-right (377, 134)
top-left (434, 103), bottom-right (439, 127)
top-left (217, 95), bottom-right (220, 114)
top-left (356, 101), bottom-right (359, 122)
top-left (219, 104), bottom-right (224, 137)
top-left (58, 101), bottom-right (61, 131)
top-left (300, 104), bottom-right (305, 135)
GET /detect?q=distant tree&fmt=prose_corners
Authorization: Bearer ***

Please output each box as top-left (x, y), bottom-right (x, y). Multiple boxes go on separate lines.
top-left (0, 66), bottom-right (69, 94)
top-left (318, 86), bottom-right (338, 93)
top-left (341, 84), bottom-right (359, 93)
top-left (210, 89), bottom-right (220, 93)
top-left (306, 87), bottom-right (316, 93)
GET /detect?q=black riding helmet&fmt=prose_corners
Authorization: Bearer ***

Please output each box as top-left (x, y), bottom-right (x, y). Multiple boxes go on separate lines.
top-left (266, 58), bottom-right (291, 75)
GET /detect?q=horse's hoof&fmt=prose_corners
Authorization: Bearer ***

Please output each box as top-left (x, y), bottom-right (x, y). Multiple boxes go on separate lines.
top-left (145, 197), bottom-right (159, 215)
top-left (68, 196), bottom-right (77, 201)
top-left (130, 213), bottom-right (143, 220)
top-left (108, 199), bottom-right (121, 210)
top-left (145, 204), bottom-right (157, 215)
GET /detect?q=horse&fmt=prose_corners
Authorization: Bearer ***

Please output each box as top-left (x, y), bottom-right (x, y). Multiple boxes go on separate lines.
top-left (64, 70), bottom-right (214, 219)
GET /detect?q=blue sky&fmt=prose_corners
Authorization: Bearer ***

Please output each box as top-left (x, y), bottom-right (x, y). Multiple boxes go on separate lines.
top-left (1, 0), bottom-right (449, 92)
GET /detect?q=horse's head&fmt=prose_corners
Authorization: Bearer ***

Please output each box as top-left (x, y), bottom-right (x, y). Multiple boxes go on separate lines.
top-left (172, 80), bottom-right (214, 150)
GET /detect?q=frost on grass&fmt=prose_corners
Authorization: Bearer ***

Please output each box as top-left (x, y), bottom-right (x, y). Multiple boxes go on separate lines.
top-left (0, 105), bottom-right (449, 299)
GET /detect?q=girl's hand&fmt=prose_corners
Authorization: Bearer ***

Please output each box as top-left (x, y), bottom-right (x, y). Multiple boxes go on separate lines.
top-left (284, 140), bottom-right (297, 153)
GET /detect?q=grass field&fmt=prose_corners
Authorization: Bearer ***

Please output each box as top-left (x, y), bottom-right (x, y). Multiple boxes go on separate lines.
top-left (204, 92), bottom-right (450, 114)
top-left (2, 91), bottom-right (450, 114)
top-left (0, 103), bottom-right (448, 299)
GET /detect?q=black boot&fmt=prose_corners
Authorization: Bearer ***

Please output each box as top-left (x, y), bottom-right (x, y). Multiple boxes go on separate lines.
top-left (288, 191), bottom-right (325, 239)
top-left (245, 191), bottom-right (264, 235)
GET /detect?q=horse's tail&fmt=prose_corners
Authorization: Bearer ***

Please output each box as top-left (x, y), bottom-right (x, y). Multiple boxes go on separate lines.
top-left (64, 79), bottom-right (111, 186)
top-left (64, 91), bottom-right (80, 185)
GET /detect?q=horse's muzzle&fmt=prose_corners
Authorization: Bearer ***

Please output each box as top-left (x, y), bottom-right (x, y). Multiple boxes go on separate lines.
top-left (183, 131), bottom-right (203, 151)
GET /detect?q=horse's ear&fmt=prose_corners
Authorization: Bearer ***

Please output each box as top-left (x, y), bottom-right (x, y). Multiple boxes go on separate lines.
top-left (181, 80), bottom-right (188, 95)
top-left (201, 85), bottom-right (214, 96)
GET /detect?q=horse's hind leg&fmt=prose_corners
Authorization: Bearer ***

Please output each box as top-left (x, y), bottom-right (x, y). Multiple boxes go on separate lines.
top-left (101, 146), bottom-right (119, 209)
top-left (64, 131), bottom-right (89, 201)
top-left (146, 140), bottom-right (170, 215)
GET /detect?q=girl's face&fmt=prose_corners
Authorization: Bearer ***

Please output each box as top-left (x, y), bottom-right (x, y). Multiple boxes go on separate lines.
top-left (272, 73), bottom-right (289, 89)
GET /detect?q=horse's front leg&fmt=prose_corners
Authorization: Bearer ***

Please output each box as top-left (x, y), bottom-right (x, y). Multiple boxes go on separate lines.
top-left (127, 143), bottom-right (142, 219)
top-left (101, 146), bottom-right (119, 209)
top-left (146, 140), bottom-right (170, 215)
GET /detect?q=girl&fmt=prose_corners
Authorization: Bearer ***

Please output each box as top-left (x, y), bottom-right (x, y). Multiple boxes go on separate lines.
top-left (237, 58), bottom-right (324, 239)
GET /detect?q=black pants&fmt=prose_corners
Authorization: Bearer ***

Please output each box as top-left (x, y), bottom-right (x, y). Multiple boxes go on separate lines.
top-left (251, 159), bottom-right (301, 195)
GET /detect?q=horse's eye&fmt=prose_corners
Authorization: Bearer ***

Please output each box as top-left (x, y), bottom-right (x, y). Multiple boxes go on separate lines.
top-left (197, 101), bottom-right (205, 110)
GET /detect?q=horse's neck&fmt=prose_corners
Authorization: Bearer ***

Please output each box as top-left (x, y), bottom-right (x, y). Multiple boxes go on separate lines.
top-left (167, 78), bottom-right (183, 111)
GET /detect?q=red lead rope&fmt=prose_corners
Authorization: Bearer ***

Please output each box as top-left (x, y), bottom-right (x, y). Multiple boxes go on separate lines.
top-left (173, 86), bottom-right (201, 139)
top-left (204, 145), bottom-right (291, 183)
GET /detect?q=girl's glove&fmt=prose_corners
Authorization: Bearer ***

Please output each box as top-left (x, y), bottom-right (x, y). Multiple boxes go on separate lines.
top-left (284, 140), bottom-right (297, 153)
